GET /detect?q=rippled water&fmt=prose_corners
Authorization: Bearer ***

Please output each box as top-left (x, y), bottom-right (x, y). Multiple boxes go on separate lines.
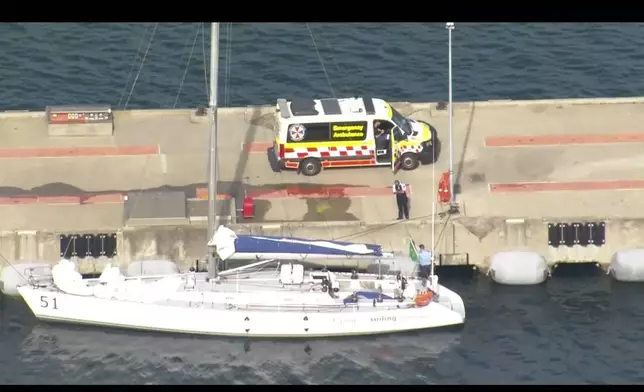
top-left (1, 23), bottom-right (643, 111)
top-left (3, 276), bottom-right (644, 384)
top-left (1, 23), bottom-right (644, 384)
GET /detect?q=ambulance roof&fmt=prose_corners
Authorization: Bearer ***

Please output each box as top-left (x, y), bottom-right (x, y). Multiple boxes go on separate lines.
top-left (276, 97), bottom-right (390, 121)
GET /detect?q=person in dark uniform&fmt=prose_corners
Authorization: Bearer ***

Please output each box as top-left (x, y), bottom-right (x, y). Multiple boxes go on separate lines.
top-left (374, 121), bottom-right (390, 153)
top-left (392, 180), bottom-right (409, 220)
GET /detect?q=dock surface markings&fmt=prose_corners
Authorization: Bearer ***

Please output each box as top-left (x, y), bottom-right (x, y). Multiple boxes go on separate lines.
top-left (195, 185), bottom-right (407, 200)
top-left (242, 141), bottom-right (273, 153)
top-left (0, 145), bottom-right (159, 159)
top-left (485, 133), bottom-right (644, 148)
top-left (489, 180), bottom-right (644, 193)
top-left (0, 193), bottom-right (127, 206)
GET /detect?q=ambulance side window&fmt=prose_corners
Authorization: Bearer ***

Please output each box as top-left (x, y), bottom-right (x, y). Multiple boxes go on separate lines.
top-left (286, 122), bottom-right (330, 143)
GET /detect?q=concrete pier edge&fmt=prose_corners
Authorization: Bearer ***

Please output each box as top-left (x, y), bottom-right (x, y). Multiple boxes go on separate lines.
top-left (2, 95), bottom-right (643, 275)
top-left (3, 96), bottom-right (644, 120)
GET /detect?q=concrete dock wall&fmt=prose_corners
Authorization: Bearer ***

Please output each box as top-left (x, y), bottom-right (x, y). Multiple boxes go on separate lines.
top-left (0, 218), bottom-right (641, 274)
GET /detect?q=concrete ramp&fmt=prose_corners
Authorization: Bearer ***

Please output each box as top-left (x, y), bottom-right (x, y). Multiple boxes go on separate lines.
top-left (124, 191), bottom-right (188, 227)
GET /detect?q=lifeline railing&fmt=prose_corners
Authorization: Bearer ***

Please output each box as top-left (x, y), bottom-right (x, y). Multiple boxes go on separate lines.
top-left (24, 266), bottom-right (53, 287)
top-left (185, 298), bottom-right (418, 313)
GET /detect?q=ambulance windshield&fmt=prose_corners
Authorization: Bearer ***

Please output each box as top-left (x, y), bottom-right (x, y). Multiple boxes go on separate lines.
top-left (390, 107), bottom-right (413, 136)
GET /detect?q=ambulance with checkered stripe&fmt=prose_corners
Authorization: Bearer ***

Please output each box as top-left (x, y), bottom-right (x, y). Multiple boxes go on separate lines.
top-left (271, 97), bottom-right (439, 176)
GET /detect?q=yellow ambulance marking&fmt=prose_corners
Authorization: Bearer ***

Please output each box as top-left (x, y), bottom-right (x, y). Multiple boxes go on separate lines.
top-left (397, 140), bottom-right (416, 149)
top-left (422, 122), bottom-right (431, 141)
top-left (384, 103), bottom-right (393, 119)
top-left (284, 141), bottom-right (375, 149)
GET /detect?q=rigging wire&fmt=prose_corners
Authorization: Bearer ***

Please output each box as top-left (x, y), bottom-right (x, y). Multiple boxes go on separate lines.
top-left (317, 28), bottom-right (350, 96)
top-left (123, 22), bottom-right (159, 110)
top-left (117, 24), bottom-right (151, 109)
top-left (0, 251), bottom-right (30, 284)
top-left (305, 23), bottom-right (336, 98)
top-left (431, 129), bottom-right (437, 269)
top-left (223, 23), bottom-right (233, 107)
top-left (201, 23), bottom-right (210, 103)
top-left (168, 23), bottom-right (200, 107)
top-left (304, 23), bottom-right (338, 246)
top-left (300, 24), bottom-right (448, 255)
top-left (173, 24), bottom-right (201, 108)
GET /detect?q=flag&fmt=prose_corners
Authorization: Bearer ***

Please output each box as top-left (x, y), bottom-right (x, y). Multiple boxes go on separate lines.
top-left (408, 238), bottom-right (419, 263)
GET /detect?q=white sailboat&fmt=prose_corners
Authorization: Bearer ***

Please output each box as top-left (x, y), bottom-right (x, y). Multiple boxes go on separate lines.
top-left (16, 23), bottom-right (466, 338)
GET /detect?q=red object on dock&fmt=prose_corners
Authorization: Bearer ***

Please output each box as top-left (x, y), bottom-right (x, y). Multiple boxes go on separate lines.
top-left (438, 171), bottom-right (450, 203)
top-left (241, 194), bottom-right (254, 219)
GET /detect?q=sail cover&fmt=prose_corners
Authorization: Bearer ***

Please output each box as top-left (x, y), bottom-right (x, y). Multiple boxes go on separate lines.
top-left (208, 226), bottom-right (387, 261)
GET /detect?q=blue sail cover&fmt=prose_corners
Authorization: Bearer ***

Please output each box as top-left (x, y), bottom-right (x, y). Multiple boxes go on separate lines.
top-left (343, 291), bottom-right (394, 304)
top-left (234, 235), bottom-right (384, 257)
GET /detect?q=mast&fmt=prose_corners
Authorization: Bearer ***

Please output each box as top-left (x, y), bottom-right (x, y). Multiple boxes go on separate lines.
top-left (446, 22), bottom-right (457, 212)
top-left (207, 22), bottom-right (220, 279)
top-left (431, 201), bottom-right (436, 279)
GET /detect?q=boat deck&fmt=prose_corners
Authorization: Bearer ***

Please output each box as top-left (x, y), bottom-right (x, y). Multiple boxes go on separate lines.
top-left (29, 267), bottom-right (432, 313)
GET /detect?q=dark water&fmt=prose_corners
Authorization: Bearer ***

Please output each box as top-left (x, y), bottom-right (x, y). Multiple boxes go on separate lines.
top-left (1, 23), bottom-right (643, 110)
top-left (3, 275), bottom-right (644, 384)
top-left (1, 23), bottom-right (644, 384)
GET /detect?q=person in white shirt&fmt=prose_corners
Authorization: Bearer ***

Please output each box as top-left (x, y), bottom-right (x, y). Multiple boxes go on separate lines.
top-left (392, 180), bottom-right (409, 220)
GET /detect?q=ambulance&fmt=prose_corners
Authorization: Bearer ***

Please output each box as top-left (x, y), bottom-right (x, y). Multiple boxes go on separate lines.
top-left (271, 96), bottom-right (439, 176)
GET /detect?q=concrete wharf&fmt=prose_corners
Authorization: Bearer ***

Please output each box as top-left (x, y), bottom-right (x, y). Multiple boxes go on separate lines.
top-left (1, 97), bottom-right (643, 273)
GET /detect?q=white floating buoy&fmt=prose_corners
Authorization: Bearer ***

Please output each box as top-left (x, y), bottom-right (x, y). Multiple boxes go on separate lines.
top-left (0, 262), bottom-right (52, 297)
top-left (126, 260), bottom-right (178, 277)
top-left (610, 250), bottom-right (644, 282)
top-left (487, 251), bottom-right (549, 285)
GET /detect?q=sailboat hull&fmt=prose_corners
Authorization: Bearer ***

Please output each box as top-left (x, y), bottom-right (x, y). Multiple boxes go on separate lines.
top-left (18, 285), bottom-right (464, 338)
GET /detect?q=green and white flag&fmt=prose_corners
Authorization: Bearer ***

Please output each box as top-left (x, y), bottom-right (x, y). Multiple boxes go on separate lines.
top-left (408, 238), bottom-right (419, 263)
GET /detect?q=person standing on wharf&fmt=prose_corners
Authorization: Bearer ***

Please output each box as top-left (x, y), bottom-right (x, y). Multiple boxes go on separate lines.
top-left (392, 180), bottom-right (409, 220)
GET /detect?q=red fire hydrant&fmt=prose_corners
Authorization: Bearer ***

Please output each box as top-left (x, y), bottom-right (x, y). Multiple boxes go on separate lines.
top-left (437, 171), bottom-right (450, 204)
top-left (241, 194), bottom-right (254, 219)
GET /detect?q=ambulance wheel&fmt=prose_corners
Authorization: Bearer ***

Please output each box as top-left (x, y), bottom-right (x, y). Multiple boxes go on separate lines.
top-left (400, 153), bottom-right (419, 171)
top-left (299, 158), bottom-right (322, 176)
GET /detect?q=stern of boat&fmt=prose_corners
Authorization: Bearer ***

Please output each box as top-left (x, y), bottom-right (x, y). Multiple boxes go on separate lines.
top-left (436, 283), bottom-right (466, 322)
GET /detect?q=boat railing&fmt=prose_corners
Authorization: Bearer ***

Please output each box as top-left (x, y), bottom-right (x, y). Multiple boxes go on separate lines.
top-left (24, 266), bottom-right (53, 287)
top-left (83, 272), bottom-right (196, 283)
top-left (194, 300), bottom-right (416, 313)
